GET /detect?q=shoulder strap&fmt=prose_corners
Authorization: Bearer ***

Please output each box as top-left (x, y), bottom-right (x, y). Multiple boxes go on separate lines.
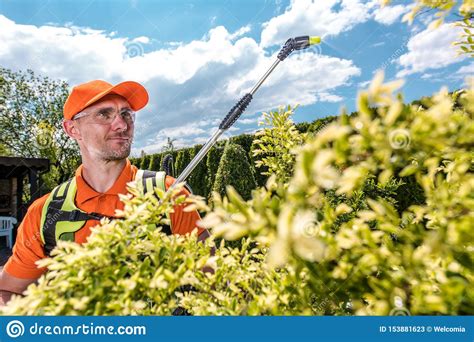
top-left (40, 178), bottom-right (118, 256)
top-left (40, 170), bottom-right (173, 256)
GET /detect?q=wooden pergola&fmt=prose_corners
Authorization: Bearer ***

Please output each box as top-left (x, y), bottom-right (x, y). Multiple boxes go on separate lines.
top-left (0, 156), bottom-right (50, 222)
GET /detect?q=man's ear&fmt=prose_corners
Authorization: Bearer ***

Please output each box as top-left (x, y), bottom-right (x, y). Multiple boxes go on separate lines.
top-left (63, 120), bottom-right (82, 141)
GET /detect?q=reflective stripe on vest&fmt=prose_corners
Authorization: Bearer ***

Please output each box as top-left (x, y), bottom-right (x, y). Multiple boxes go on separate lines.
top-left (40, 169), bottom-right (170, 256)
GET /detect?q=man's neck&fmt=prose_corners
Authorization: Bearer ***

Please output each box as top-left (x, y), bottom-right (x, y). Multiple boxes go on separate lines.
top-left (80, 158), bottom-right (127, 193)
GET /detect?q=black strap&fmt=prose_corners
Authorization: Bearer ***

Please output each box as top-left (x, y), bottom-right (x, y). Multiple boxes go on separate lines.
top-left (49, 207), bottom-right (117, 222)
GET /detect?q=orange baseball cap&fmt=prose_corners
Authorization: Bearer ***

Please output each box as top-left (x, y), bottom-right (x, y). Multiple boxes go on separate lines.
top-left (63, 80), bottom-right (149, 120)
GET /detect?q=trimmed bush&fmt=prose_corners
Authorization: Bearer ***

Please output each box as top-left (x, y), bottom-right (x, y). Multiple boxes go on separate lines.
top-left (212, 143), bottom-right (256, 201)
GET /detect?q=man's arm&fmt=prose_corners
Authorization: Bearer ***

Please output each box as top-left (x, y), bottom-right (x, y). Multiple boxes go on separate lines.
top-left (0, 269), bottom-right (38, 306)
top-left (0, 194), bottom-right (49, 306)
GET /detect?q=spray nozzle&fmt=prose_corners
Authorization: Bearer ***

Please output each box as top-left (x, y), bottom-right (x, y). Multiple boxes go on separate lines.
top-left (278, 35), bottom-right (322, 60)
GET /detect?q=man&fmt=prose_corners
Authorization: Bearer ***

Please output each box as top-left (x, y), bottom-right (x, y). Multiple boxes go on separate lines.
top-left (0, 80), bottom-right (209, 305)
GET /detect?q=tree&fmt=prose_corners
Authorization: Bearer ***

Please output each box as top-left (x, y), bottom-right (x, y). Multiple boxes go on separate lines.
top-left (0, 68), bottom-right (81, 193)
top-left (229, 133), bottom-right (254, 155)
top-left (212, 143), bottom-right (257, 201)
top-left (307, 115), bottom-right (338, 135)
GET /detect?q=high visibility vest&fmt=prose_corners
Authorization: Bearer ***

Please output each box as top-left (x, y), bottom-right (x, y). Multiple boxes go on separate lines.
top-left (39, 169), bottom-right (170, 256)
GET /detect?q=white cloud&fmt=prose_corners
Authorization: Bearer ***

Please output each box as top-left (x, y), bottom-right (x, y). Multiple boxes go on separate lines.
top-left (0, 14), bottom-right (360, 152)
top-left (260, 0), bottom-right (372, 48)
top-left (239, 117), bottom-right (260, 125)
top-left (132, 36), bottom-right (150, 44)
top-left (358, 80), bottom-right (371, 88)
top-left (372, 3), bottom-right (410, 25)
top-left (396, 23), bottom-right (466, 77)
top-left (0, 15), bottom-right (127, 84)
top-left (316, 92), bottom-right (343, 102)
top-left (259, 0), bottom-right (410, 50)
top-left (229, 25), bottom-right (251, 40)
top-left (455, 62), bottom-right (474, 76)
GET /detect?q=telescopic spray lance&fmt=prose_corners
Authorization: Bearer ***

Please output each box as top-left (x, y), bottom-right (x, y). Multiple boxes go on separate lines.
top-left (170, 35), bottom-right (321, 190)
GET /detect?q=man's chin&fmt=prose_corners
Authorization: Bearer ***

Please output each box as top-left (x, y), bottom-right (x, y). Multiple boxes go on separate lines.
top-left (102, 148), bottom-right (131, 161)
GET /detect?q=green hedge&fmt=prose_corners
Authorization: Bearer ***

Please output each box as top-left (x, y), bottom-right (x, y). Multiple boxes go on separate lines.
top-left (131, 112), bottom-right (420, 200)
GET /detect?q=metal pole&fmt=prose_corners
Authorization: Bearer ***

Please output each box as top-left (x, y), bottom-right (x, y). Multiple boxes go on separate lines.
top-left (170, 36), bottom-right (321, 190)
top-left (249, 59), bottom-right (280, 95)
top-left (173, 59), bottom-right (282, 187)
top-left (174, 129), bottom-right (223, 185)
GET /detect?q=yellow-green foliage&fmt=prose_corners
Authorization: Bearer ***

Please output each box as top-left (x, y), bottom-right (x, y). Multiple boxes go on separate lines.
top-left (202, 72), bottom-right (474, 315)
top-left (1, 182), bottom-right (294, 315)
top-left (252, 105), bottom-right (306, 184)
top-left (385, 0), bottom-right (474, 56)
top-left (2, 73), bottom-right (473, 315)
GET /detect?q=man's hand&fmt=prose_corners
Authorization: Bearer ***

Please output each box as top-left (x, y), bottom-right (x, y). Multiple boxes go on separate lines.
top-left (0, 269), bottom-right (37, 306)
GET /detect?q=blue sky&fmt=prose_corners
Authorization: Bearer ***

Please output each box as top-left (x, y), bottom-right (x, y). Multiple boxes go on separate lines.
top-left (0, 0), bottom-right (472, 156)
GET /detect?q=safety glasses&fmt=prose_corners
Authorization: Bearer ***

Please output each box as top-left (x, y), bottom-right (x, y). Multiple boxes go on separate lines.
top-left (72, 107), bottom-right (136, 125)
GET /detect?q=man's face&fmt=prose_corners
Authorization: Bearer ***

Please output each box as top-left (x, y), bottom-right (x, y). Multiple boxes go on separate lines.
top-left (70, 94), bottom-right (134, 161)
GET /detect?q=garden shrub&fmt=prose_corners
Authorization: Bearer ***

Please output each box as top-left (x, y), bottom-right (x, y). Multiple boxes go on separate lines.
top-left (212, 143), bottom-right (257, 201)
top-left (251, 105), bottom-right (306, 184)
top-left (1, 183), bottom-right (294, 315)
top-left (201, 73), bottom-right (474, 315)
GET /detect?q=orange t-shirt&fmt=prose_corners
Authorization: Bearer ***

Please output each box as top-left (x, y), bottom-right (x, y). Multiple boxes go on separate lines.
top-left (4, 159), bottom-right (203, 279)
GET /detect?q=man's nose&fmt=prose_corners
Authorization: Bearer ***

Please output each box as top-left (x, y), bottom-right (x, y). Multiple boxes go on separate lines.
top-left (110, 113), bottom-right (130, 131)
